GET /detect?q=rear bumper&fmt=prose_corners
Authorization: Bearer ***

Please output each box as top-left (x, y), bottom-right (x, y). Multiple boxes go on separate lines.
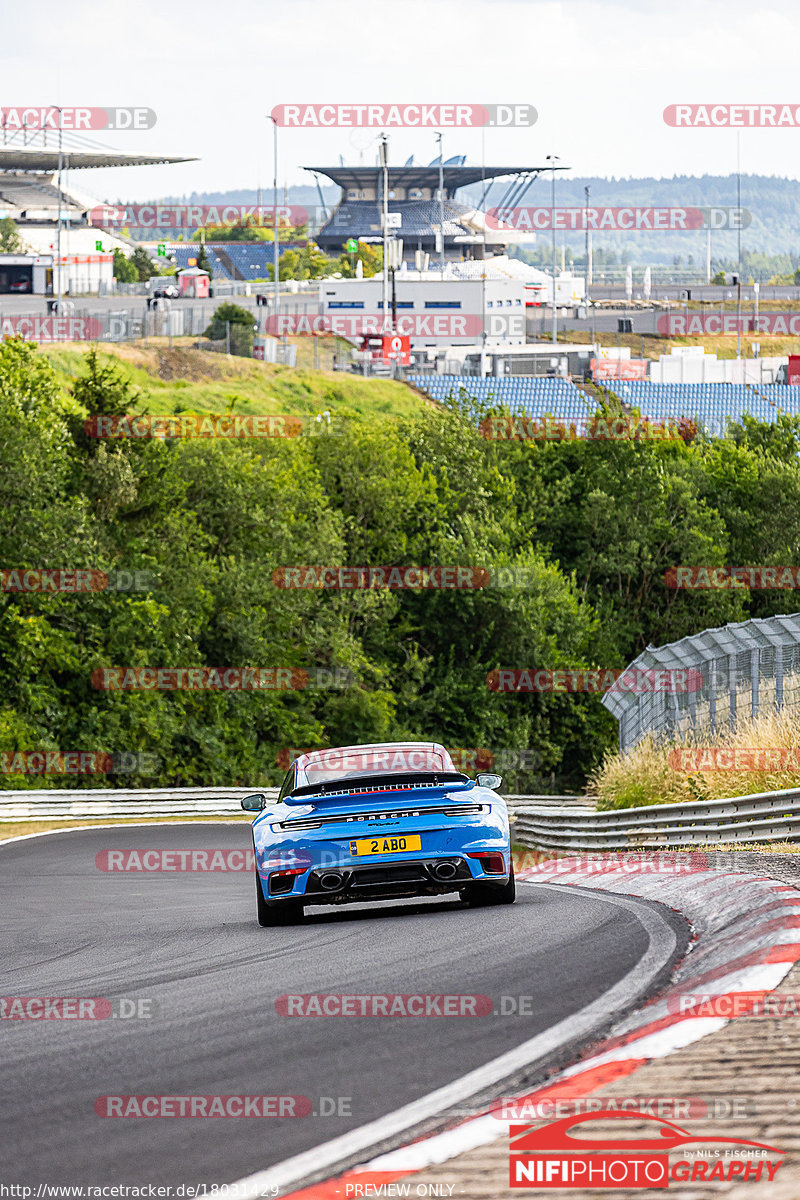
top-left (305, 855), bottom-right (472, 904)
top-left (258, 851), bottom-right (510, 907)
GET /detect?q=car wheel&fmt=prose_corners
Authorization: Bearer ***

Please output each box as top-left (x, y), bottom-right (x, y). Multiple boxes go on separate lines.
top-left (255, 867), bottom-right (304, 926)
top-left (464, 862), bottom-right (516, 907)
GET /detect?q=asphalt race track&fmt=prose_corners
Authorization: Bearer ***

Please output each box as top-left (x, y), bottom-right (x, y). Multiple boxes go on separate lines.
top-left (0, 824), bottom-right (686, 1187)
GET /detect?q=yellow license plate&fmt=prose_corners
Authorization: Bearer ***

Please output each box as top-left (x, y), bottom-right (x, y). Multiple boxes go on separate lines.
top-left (349, 835), bottom-right (422, 857)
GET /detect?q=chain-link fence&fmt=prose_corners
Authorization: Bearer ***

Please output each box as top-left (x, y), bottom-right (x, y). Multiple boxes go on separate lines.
top-left (603, 614), bottom-right (800, 751)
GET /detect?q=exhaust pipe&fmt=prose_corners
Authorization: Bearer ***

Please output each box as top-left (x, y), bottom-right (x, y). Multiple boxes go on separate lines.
top-left (431, 861), bottom-right (458, 881)
top-left (319, 871), bottom-right (344, 891)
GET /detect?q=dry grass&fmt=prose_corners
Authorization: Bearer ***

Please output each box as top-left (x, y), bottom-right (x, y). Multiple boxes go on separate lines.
top-left (591, 709), bottom-right (800, 809)
top-left (0, 815), bottom-right (251, 843)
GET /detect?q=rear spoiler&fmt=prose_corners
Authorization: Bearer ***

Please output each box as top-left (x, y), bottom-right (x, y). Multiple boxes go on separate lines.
top-left (283, 772), bottom-right (473, 806)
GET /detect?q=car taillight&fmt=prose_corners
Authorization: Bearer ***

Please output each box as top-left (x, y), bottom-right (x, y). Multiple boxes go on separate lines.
top-left (268, 867), bottom-right (307, 895)
top-left (467, 852), bottom-right (506, 874)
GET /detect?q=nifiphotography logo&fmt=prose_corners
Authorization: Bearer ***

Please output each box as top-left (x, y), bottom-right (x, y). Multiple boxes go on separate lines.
top-left (508, 1110), bottom-right (783, 1189)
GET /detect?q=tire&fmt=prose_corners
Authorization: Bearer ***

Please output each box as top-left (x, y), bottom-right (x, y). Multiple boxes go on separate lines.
top-left (255, 867), bottom-right (304, 926)
top-left (464, 862), bottom-right (516, 907)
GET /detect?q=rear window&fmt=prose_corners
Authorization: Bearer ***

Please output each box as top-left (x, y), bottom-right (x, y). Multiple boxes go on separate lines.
top-left (302, 746), bottom-right (449, 786)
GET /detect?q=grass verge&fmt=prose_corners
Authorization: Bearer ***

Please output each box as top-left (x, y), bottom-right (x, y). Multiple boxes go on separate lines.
top-left (0, 815), bottom-right (251, 843)
top-left (590, 709), bottom-right (800, 810)
top-left (40, 340), bottom-right (428, 420)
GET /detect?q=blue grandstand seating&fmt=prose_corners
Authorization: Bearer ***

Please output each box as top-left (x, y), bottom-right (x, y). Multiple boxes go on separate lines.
top-left (601, 381), bottom-right (800, 436)
top-left (171, 243), bottom-right (303, 281)
top-left (407, 375), bottom-right (593, 428)
top-left (407, 376), bottom-right (800, 436)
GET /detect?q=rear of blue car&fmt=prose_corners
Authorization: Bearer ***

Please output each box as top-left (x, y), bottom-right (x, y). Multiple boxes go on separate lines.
top-left (244, 742), bottom-right (515, 924)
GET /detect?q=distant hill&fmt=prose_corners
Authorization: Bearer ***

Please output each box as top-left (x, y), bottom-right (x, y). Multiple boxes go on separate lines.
top-left (473, 174), bottom-right (800, 265)
top-left (149, 175), bottom-right (800, 267)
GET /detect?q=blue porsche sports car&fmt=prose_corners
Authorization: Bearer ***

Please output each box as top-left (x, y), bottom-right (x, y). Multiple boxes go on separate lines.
top-left (242, 741), bottom-right (515, 925)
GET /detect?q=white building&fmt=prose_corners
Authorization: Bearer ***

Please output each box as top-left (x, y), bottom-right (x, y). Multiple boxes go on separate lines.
top-left (0, 252), bottom-right (114, 296)
top-left (317, 272), bottom-right (527, 350)
top-left (0, 254), bottom-right (53, 295)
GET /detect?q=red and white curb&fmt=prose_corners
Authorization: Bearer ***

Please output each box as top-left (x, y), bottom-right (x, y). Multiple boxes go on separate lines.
top-left (242, 854), bottom-right (800, 1199)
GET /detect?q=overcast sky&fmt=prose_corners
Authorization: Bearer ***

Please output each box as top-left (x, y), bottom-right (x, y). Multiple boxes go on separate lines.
top-left (2, 0), bottom-right (798, 201)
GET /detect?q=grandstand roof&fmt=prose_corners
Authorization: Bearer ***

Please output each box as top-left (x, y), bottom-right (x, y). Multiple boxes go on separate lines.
top-left (306, 164), bottom-right (564, 195)
top-left (0, 149), bottom-right (196, 172)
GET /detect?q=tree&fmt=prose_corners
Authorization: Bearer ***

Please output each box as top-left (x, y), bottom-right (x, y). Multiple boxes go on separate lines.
top-left (195, 243), bottom-right (213, 279)
top-left (112, 249), bottom-right (137, 283)
top-left (203, 302), bottom-right (253, 339)
top-left (191, 221), bottom-right (307, 244)
top-left (131, 247), bottom-right (155, 281)
top-left (203, 302), bottom-right (254, 354)
top-left (332, 242), bottom-right (383, 278)
top-left (193, 223), bottom-right (270, 243)
top-left (71, 347), bottom-right (141, 418)
top-left (0, 217), bottom-right (24, 253)
top-left (277, 242), bottom-right (332, 280)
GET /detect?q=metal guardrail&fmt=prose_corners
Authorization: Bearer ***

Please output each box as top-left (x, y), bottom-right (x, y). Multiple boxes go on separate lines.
top-left (504, 795), bottom-right (587, 815)
top-left (515, 785), bottom-right (800, 850)
top-left (5, 781), bottom-right (796, 849)
top-left (0, 788), bottom-right (585, 823)
top-left (0, 787), bottom-right (279, 822)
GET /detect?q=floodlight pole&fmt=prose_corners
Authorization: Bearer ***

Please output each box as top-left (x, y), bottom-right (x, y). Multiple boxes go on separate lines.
top-left (480, 129), bottom-right (487, 379)
top-left (270, 115), bottom-right (279, 327)
top-left (55, 106), bottom-right (63, 308)
top-left (379, 135), bottom-right (389, 323)
top-left (547, 155), bottom-right (559, 344)
top-left (736, 134), bottom-right (742, 361)
top-left (436, 132), bottom-right (445, 277)
top-left (584, 184), bottom-right (590, 308)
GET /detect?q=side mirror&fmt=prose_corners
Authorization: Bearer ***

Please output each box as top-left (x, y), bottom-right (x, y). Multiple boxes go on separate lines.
top-left (476, 773), bottom-right (503, 791)
top-left (240, 793), bottom-right (266, 812)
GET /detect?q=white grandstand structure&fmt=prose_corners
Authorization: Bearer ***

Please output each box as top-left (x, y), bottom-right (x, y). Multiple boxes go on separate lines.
top-left (0, 142), bottom-right (194, 262)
